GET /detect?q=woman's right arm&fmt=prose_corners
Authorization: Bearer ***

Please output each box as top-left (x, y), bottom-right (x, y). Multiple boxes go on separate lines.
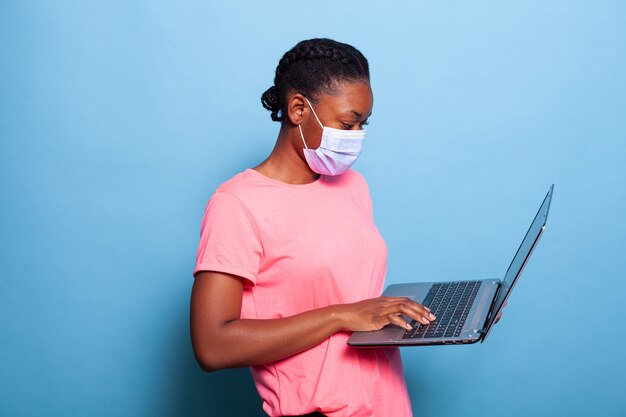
top-left (190, 271), bottom-right (436, 372)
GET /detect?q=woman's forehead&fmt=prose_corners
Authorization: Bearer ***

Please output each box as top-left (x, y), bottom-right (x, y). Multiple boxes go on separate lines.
top-left (318, 81), bottom-right (373, 117)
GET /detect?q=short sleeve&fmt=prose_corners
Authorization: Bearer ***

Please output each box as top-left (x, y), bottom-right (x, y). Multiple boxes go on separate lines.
top-left (193, 192), bottom-right (263, 287)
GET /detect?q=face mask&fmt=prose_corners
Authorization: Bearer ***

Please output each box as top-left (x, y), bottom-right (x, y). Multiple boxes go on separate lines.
top-left (298, 97), bottom-right (367, 176)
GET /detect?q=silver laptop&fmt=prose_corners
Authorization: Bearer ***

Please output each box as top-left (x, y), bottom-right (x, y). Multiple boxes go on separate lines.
top-left (348, 185), bottom-right (553, 347)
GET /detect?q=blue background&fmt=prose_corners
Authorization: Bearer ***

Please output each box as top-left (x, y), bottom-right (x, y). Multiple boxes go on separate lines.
top-left (1, 1), bottom-right (625, 416)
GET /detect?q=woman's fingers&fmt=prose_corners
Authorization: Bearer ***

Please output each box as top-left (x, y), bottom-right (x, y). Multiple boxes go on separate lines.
top-left (494, 301), bottom-right (507, 324)
top-left (493, 301), bottom-right (508, 324)
top-left (494, 312), bottom-right (502, 324)
top-left (388, 313), bottom-right (413, 330)
top-left (341, 296), bottom-right (441, 332)
top-left (389, 297), bottom-right (436, 325)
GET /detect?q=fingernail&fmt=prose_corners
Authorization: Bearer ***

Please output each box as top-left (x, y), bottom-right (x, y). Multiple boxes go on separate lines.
top-left (429, 313), bottom-right (436, 320)
top-left (406, 323), bottom-right (413, 330)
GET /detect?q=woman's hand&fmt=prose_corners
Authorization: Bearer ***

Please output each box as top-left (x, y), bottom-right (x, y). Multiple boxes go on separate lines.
top-left (335, 296), bottom-right (436, 332)
top-left (493, 301), bottom-right (507, 324)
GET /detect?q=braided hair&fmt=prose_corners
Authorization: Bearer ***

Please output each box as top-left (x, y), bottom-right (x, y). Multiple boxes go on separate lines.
top-left (261, 38), bottom-right (370, 122)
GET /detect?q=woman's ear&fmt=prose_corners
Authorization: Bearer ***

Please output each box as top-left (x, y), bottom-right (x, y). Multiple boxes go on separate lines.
top-left (285, 93), bottom-right (306, 126)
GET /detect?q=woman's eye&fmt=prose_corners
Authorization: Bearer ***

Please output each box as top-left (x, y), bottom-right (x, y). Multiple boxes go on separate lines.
top-left (341, 123), bottom-right (354, 130)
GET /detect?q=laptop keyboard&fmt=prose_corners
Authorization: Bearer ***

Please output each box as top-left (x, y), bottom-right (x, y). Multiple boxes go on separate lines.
top-left (402, 281), bottom-right (482, 339)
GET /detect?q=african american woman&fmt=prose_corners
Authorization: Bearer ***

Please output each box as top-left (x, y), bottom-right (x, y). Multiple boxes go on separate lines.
top-left (190, 38), bottom-right (435, 417)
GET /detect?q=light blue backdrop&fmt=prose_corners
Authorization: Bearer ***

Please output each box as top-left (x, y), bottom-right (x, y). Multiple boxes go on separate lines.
top-left (1, 1), bottom-right (625, 416)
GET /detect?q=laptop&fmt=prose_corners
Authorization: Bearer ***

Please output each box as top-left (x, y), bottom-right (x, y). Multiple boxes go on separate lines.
top-left (348, 184), bottom-right (553, 347)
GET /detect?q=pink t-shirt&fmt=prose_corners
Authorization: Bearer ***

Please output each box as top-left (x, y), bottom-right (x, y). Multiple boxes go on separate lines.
top-left (193, 168), bottom-right (412, 417)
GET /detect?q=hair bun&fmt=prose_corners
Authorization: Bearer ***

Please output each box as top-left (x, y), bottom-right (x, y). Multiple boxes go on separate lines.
top-left (261, 38), bottom-right (369, 122)
top-left (261, 86), bottom-right (281, 121)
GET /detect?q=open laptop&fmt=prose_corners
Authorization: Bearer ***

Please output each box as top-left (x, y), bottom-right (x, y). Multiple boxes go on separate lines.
top-left (348, 184), bottom-right (553, 347)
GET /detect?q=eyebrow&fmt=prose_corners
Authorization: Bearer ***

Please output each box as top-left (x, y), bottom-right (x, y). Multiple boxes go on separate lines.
top-left (349, 110), bottom-right (372, 119)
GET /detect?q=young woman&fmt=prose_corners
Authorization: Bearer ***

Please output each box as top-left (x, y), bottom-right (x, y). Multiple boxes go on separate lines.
top-left (190, 38), bottom-right (436, 417)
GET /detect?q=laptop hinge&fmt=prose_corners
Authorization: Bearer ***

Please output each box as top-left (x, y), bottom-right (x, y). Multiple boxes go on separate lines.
top-left (484, 282), bottom-right (503, 324)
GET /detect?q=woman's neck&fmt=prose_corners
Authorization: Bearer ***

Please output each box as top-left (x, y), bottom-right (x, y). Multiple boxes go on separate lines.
top-left (253, 126), bottom-right (320, 185)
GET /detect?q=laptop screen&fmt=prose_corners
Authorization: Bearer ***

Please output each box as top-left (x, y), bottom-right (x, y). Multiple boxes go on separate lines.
top-left (482, 185), bottom-right (553, 339)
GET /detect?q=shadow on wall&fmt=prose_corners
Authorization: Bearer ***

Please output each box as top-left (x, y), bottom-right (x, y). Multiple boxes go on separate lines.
top-left (164, 293), bottom-right (265, 417)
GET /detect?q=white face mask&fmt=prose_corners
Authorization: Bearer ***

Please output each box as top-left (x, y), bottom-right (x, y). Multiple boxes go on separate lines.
top-left (298, 97), bottom-right (367, 176)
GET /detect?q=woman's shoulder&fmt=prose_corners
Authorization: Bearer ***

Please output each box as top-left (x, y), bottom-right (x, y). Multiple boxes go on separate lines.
top-left (326, 168), bottom-right (370, 191)
top-left (213, 169), bottom-right (254, 195)
top-left (210, 168), bottom-right (284, 207)
top-left (210, 168), bottom-right (371, 202)
top-left (343, 168), bottom-right (368, 184)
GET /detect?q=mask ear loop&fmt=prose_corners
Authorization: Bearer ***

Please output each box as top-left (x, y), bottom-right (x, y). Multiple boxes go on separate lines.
top-left (298, 125), bottom-right (308, 149)
top-left (299, 97), bottom-right (324, 149)
top-left (304, 97), bottom-right (324, 129)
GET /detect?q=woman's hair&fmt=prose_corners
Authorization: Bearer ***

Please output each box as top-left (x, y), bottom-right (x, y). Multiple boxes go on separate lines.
top-left (261, 38), bottom-right (370, 122)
